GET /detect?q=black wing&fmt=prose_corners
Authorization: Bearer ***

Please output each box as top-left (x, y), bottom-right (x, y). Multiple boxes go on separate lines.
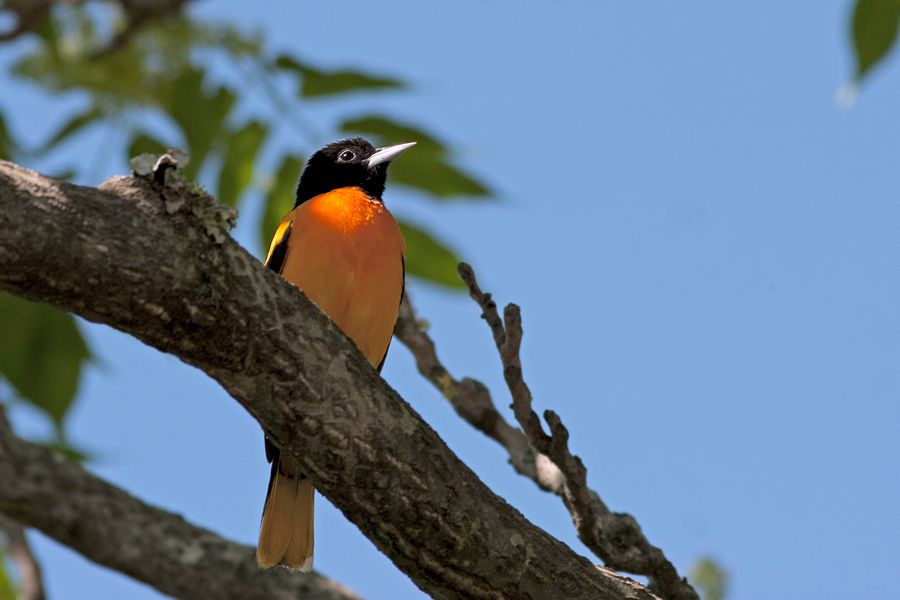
top-left (261, 219), bottom-right (294, 467)
top-left (265, 219), bottom-right (293, 274)
top-left (375, 255), bottom-right (405, 373)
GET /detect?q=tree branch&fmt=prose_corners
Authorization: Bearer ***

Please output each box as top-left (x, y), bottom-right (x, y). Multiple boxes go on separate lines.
top-left (0, 159), bottom-right (658, 600)
top-left (393, 269), bottom-right (698, 600)
top-left (0, 406), bottom-right (361, 600)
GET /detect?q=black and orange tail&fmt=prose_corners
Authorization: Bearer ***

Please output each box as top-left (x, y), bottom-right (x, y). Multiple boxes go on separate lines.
top-left (257, 444), bottom-right (314, 572)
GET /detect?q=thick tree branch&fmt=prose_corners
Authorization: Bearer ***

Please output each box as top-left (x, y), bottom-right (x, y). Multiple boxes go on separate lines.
top-left (0, 407), bottom-right (361, 600)
top-left (0, 160), bottom-right (658, 600)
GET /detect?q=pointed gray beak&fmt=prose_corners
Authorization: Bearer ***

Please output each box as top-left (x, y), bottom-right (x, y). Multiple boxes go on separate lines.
top-left (364, 141), bottom-right (416, 169)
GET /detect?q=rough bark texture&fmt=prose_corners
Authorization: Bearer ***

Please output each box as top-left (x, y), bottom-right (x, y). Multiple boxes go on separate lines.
top-left (0, 409), bottom-right (361, 600)
top-left (0, 160), bottom-right (658, 600)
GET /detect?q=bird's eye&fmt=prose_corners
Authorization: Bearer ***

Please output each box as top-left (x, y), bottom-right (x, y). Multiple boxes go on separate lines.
top-left (338, 149), bottom-right (355, 162)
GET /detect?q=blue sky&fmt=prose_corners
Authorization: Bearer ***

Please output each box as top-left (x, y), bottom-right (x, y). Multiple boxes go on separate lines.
top-left (3, 1), bottom-right (900, 598)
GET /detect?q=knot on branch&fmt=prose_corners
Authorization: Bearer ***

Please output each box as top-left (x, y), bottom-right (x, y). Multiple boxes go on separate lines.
top-left (127, 149), bottom-right (237, 243)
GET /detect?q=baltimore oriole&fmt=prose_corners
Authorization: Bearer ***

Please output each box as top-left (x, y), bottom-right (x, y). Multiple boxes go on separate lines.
top-left (257, 138), bottom-right (414, 571)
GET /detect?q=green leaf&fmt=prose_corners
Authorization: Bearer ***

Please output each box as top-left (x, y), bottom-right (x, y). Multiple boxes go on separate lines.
top-left (127, 132), bottom-right (167, 159)
top-left (165, 67), bottom-right (236, 178)
top-left (0, 552), bottom-right (16, 600)
top-left (38, 105), bottom-right (104, 153)
top-left (216, 120), bottom-right (268, 206)
top-left (340, 115), bottom-right (444, 152)
top-left (274, 55), bottom-right (404, 98)
top-left (38, 439), bottom-right (92, 463)
top-left (13, 16), bottom-right (155, 104)
top-left (46, 169), bottom-right (77, 181)
top-left (260, 155), bottom-right (303, 253)
top-left (32, 10), bottom-right (61, 60)
top-left (397, 220), bottom-right (465, 289)
top-left (11, 12), bottom-right (258, 107)
top-left (852, 0), bottom-right (900, 81)
top-left (690, 557), bottom-right (729, 600)
top-left (0, 111), bottom-right (14, 161)
top-left (391, 151), bottom-right (490, 198)
top-left (340, 115), bottom-right (490, 200)
top-left (0, 295), bottom-right (90, 430)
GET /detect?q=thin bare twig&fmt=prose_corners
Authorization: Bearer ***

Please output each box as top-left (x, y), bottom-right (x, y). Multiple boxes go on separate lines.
top-left (394, 263), bottom-right (699, 600)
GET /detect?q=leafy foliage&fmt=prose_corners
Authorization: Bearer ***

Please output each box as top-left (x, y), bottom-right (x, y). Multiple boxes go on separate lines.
top-left (13, 12), bottom-right (260, 105)
top-left (0, 294), bottom-right (90, 434)
top-left (0, 112), bottom-right (14, 161)
top-left (398, 221), bottom-right (466, 289)
top-left (35, 105), bottom-right (104, 153)
top-left (260, 154), bottom-right (304, 250)
top-left (12, 6), bottom-right (491, 229)
top-left (0, 552), bottom-right (15, 600)
top-left (690, 557), bottom-right (729, 600)
top-left (275, 55), bottom-right (404, 98)
top-left (127, 132), bottom-right (167, 159)
top-left (216, 120), bottom-right (268, 206)
top-left (0, 68), bottom-right (89, 445)
top-left (165, 67), bottom-right (237, 179)
top-left (851, 0), bottom-right (900, 82)
top-left (38, 439), bottom-right (92, 463)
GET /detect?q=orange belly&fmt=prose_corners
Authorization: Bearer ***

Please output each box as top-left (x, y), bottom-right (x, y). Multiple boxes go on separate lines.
top-left (276, 187), bottom-right (405, 365)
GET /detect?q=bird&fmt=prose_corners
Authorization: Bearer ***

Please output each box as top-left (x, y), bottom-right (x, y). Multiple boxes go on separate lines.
top-left (257, 138), bottom-right (414, 572)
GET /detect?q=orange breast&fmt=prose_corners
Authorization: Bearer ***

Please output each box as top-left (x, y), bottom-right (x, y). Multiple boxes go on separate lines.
top-left (278, 187), bottom-right (405, 366)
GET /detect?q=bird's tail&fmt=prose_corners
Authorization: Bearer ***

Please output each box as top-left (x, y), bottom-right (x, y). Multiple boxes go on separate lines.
top-left (257, 453), bottom-right (314, 572)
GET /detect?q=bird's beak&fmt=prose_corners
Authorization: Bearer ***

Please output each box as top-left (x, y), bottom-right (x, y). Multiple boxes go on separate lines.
top-left (364, 142), bottom-right (417, 168)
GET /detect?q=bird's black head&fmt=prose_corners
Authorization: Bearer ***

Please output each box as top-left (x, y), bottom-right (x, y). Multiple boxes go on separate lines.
top-left (295, 137), bottom-right (415, 206)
